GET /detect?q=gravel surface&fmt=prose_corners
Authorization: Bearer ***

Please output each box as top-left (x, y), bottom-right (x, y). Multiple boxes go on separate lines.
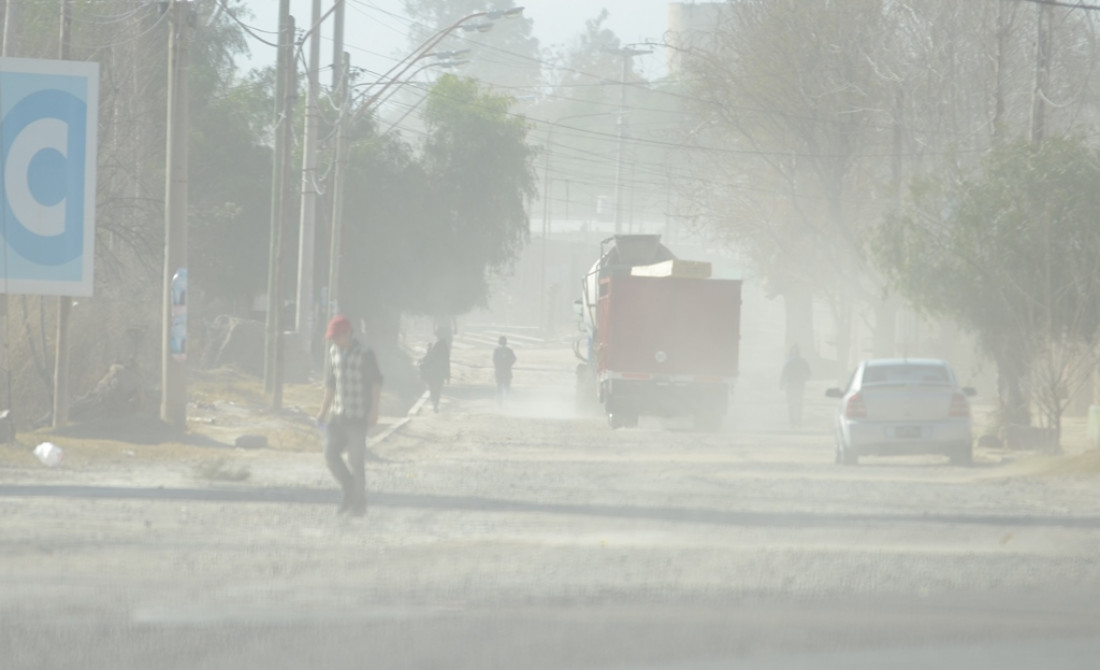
top-left (2, 328), bottom-right (1100, 668)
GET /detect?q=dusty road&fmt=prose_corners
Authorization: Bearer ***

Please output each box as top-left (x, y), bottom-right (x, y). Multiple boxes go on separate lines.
top-left (3, 328), bottom-right (1100, 669)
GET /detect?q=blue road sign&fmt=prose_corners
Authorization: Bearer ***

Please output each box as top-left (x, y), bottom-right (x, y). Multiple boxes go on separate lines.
top-left (0, 58), bottom-right (98, 296)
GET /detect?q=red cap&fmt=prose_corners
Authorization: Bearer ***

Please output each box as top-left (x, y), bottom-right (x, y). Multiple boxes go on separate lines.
top-left (326, 315), bottom-right (352, 339)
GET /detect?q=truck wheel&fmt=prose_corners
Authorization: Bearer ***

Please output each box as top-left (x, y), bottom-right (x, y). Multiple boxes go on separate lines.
top-left (608, 411), bottom-right (637, 429)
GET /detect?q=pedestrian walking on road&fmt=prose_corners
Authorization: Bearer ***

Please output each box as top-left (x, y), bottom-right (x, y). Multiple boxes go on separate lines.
top-left (419, 336), bottom-right (450, 413)
top-left (779, 344), bottom-right (812, 428)
top-left (493, 335), bottom-right (517, 407)
top-left (316, 315), bottom-right (383, 517)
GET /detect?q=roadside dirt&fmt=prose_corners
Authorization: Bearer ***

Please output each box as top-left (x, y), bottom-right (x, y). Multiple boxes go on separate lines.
top-left (0, 326), bottom-right (1096, 488)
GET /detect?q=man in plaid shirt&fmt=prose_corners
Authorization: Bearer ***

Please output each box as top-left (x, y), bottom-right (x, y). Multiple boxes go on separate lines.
top-left (316, 315), bottom-right (383, 517)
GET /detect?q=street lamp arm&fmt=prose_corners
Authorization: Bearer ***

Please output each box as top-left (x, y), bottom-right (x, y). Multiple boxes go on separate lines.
top-left (348, 7), bottom-right (523, 125)
top-left (369, 59), bottom-right (467, 111)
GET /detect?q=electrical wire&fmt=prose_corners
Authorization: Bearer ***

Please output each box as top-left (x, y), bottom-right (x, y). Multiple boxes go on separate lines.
top-left (81, 3), bottom-right (170, 53)
top-left (71, 2), bottom-right (151, 25)
top-left (218, 0), bottom-right (282, 48)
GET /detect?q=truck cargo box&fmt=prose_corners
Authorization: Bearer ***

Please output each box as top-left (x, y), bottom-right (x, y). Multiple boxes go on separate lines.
top-left (596, 275), bottom-right (741, 379)
top-left (630, 259), bottom-right (712, 279)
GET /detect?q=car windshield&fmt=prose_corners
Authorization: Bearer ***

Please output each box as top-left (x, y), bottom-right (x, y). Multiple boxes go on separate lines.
top-left (862, 363), bottom-right (950, 386)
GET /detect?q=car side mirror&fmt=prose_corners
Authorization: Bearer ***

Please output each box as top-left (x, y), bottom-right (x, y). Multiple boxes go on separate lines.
top-left (962, 387), bottom-right (976, 397)
top-left (825, 388), bottom-right (843, 398)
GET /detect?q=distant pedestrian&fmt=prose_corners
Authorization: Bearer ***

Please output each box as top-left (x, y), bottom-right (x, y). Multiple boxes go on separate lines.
top-left (779, 345), bottom-right (812, 427)
top-left (316, 315), bottom-right (383, 517)
top-left (419, 336), bottom-right (451, 413)
top-left (492, 335), bottom-right (517, 407)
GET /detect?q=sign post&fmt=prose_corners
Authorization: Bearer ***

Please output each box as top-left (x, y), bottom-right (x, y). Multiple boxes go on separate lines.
top-left (0, 57), bottom-right (98, 429)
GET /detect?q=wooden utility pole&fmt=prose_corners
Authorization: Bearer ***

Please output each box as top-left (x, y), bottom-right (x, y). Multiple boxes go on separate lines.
top-left (272, 16), bottom-right (297, 410)
top-left (295, 0), bottom-right (322, 355)
top-left (324, 0), bottom-right (349, 346)
top-left (264, 0), bottom-right (291, 395)
top-left (161, 0), bottom-right (190, 428)
top-left (332, 0), bottom-right (345, 93)
top-left (0, 0), bottom-right (13, 435)
top-left (52, 0), bottom-right (73, 429)
top-left (327, 56), bottom-right (350, 334)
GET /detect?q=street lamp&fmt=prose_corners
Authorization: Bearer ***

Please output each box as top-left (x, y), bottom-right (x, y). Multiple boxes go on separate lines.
top-left (324, 7), bottom-right (525, 340)
top-left (347, 7), bottom-right (524, 127)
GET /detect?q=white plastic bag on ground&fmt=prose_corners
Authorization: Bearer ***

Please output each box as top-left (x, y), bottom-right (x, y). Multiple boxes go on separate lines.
top-left (34, 442), bottom-right (63, 467)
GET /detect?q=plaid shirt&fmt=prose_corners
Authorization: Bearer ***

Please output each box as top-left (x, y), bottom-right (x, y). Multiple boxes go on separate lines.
top-left (327, 339), bottom-right (383, 421)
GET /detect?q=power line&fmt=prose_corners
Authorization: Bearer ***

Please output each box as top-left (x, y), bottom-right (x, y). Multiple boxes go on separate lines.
top-left (1015, 0), bottom-right (1100, 9)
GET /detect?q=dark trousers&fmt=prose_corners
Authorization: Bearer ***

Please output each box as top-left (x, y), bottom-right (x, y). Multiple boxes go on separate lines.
top-left (428, 380), bottom-right (443, 412)
top-left (324, 417), bottom-right (368, 510)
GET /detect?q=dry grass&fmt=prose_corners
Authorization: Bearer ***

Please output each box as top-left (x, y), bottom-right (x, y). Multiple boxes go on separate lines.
top-left (193, 457), bottom-right (251, 482)
top-left (0, 368), bottom-right (328, 467)
top-left (1021, 450), bottom-right (1100, 477)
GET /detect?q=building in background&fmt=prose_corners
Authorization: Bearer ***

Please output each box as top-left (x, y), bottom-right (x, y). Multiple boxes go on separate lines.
top-left (666, 2), bottom-right (725, 76)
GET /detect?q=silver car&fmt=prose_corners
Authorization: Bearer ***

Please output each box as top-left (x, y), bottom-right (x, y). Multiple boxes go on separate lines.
top-left (825, 358), bottom-right (976, 465)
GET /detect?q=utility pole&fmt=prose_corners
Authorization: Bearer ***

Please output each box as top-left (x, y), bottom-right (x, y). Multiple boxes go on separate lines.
top-left (52, 0), bottom-right (73, 429)
top-left (272, 16), bottom-right (297, 409)
top-left (612, 46), bottom-right (649, 236)
top-left (327, 55), bottom-right (350, 336)
top-left (0, 0), bottom-right (12, 432)
top-left (295, 0), bottom-right (321, 355)
top-left (323, 0), bottom-right (349, 350)
top-left (539, 125), bottom-right (552, 332)
top-left (332, 0), bottom-right (345, 92)
top-left (264, 0), bottom-right (291, 395)
top-left (161, 0), bottom-right (190, 428)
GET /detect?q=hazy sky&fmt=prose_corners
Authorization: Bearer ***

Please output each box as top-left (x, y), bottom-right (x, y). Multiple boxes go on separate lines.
top-left (239, 0), bottom-right (675, 79)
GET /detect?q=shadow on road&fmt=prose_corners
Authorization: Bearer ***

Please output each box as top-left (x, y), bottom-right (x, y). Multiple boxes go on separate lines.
top-left (2, 484), bottom-right (1098, 530)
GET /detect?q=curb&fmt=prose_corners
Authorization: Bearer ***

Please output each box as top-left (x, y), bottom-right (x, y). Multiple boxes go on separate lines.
top-left (372, 391), bottom-right (430, 445)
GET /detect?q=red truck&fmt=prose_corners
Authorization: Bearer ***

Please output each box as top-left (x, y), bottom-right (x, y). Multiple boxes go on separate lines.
top-left (574, 235), bottom-right (742, 430)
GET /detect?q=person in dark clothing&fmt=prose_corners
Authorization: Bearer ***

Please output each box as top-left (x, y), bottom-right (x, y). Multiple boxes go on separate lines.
top-left (492, 336), bottom-right (517, 407)
top-left (779, 345), bottom-right (812, 427)
top-left (419, 336), bottom-right (450, 413)
top-left (316, 315), bottom-right (383, 517)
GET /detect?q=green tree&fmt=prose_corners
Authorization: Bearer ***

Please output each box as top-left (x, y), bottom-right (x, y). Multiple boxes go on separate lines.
top-left (417, 74), bottom-right (535, 315)
top-left (338, 75), bottom-right (535, 329)
top-left (336, 117), bottom-right (432, 341)
top-left (189, 68), bottom-right (274, 310)
top-left (872, 137), bottom-right (1100, 443)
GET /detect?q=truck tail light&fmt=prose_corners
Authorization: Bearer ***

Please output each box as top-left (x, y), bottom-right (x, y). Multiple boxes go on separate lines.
top-left (949, 393), bottom-right (970, 417)
top-left (845, 393), bottom-right (866, 419)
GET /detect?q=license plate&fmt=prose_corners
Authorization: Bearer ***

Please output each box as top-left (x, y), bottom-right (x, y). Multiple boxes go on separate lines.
top-left (895, 425), bottom-right (922, 439)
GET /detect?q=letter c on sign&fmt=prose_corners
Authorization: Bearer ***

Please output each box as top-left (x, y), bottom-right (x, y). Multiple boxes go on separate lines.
top-left (1, 88), bottom-right (87, 266)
